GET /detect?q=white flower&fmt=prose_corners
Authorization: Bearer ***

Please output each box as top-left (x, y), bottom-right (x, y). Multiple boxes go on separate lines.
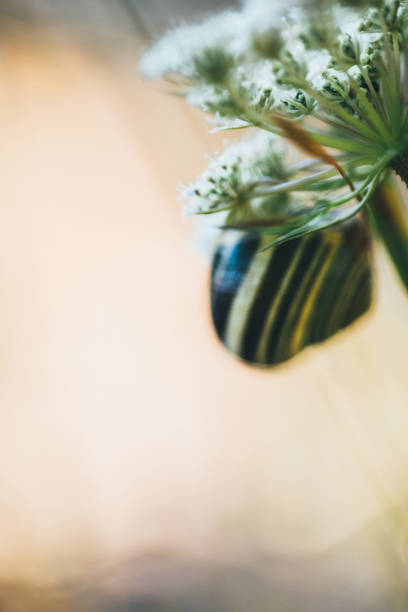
top-left (139, 10), bottom-right (244, 80)
top-left (184, 132), bottom-right (291, 257)
top-left (182, 132), bottom-right (287, 215)
top-left (141, 0), bottom-right (408, 245)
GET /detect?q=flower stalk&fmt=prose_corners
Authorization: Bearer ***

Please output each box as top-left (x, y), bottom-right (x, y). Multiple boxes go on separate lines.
top-left (368, 173), bottom-right (408, 289)
top-left (391, 148), bottom-right (408, 187)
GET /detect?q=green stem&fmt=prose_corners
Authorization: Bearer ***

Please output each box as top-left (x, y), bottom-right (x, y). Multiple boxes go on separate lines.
top-left (391, 150), bottom-right (408, 188)
top-left (368, 174), bottom-right (408, 291)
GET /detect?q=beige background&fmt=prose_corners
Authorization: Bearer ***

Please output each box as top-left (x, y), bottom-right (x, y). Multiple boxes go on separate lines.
top-left (0, 28), bottom-right (407, 596)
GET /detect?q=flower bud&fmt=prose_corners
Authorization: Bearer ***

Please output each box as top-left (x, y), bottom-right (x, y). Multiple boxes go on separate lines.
top-left (193, 47), bottom-right (234, 85)
top-left (251, 27), bottom-right (284, 60)
top-left (320, 70), bottom-right (350, 102)
top-left (339, 33), bottom-right (360, 63)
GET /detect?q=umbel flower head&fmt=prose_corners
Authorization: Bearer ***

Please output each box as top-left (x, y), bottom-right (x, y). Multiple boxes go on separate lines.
top-left (141, 0), bottom-right (408, 365)
top-left (141, 0), bottom-right (408, 232)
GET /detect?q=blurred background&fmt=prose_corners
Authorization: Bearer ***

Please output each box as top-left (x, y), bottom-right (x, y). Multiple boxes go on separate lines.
top-left (0, 1), bottom-right (408, 610)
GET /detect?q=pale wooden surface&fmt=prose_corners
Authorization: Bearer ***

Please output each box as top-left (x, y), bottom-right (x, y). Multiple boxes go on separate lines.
top-left (0, 27), bottom-right (407, 609)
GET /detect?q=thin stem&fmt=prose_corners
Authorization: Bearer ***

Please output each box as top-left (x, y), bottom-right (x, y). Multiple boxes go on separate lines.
top-left (391, 148), bottom-right (408, 187)
top-left (380, 15), bottom-right (400, 136)
top-left (359, 65), bottom-right (390, 125)
top-left (326, 173), bottom-right (379, 208)
top-left (367, 173), bottom-right (408, 291)
top-left (261, 176), bottom-right (380, 250)
top-left (312, 87), bottom-right (383, 144)
top-left (402, 49), bottom-right (408, 126)
top-left (307, 129), bottom-right (382, 156)
top-left (251, 158), bottom-right (370, 196)
top-left (288, 156), bottom-right (368, 174)
top-left (313, 110), bottom-right (375, 140)
top-left (285, 102), bottom-right (367, 140)
top-left (351, 82), bottom-right (393, 144)
top-left (252, 167), bottom-right (340, 196)
top-left (393, 30), bottom-right (402, 117)
top-left (289, 158), bottom-right (325, 173)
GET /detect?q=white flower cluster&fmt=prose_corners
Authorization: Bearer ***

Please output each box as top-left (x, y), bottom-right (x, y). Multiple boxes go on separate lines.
top-left (140, 0), bottom-right (399, 131)
top-left (141, 0), bottom-right (408, 246)
top-left (185, 133), bottom-right (296, 257)
top-left (139, 10), bottom-right (245, 80)
top-left (183, 133), bottom-right (288, 217)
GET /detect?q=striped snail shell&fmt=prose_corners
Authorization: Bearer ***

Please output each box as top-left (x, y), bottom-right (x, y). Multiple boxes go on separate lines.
top-left (210, 216), bottom-right (372, 366)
